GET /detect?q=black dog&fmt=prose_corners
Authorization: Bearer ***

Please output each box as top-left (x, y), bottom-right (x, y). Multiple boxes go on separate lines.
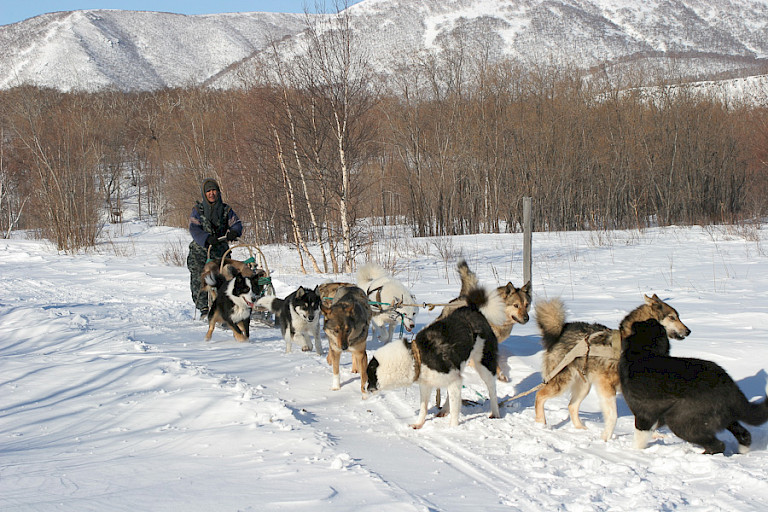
top-left (620, 319), bottom-right (768, 454)
top-left (257, 286), bottom-right (322, 354)
top-left (204, 266), bottom-right (257, 342)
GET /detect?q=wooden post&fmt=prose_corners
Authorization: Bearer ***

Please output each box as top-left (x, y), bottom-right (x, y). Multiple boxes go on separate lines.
top-left (523, 197), bottom-right (532, 290)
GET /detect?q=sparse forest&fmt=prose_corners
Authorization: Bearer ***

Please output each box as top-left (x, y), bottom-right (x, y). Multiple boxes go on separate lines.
top-left (0, 8), bottom-right (766, 270)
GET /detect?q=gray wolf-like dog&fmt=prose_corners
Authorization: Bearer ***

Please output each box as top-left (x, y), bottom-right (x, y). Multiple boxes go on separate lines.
top-left (534, 294), bottom-right (691, 441)
top-left (436, 259), bottom-right (531, 381)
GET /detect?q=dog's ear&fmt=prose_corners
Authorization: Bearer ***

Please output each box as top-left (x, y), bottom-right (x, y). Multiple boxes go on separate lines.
top-left (645, 293), bottom-right (663, 304)
top-left (295, 286), bottom-right (305, 298)
top-left (521, 281), bottom-right (532, 297)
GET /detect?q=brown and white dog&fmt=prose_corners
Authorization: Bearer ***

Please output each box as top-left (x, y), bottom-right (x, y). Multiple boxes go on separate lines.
top-left (320, 284), bottom-right (372, 397)
top-left (437, 260), bottom-right (531, 381)
top-left (534, 294), bottom-right (691, 441)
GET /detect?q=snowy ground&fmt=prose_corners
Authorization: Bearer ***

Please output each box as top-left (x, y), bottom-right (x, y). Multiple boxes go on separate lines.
top-left (3, 213), bottom-right (768, 511)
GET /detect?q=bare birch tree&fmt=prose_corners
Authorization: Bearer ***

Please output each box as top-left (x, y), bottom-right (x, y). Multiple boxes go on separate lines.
top-left (299, 0), bottom-right (379, 272)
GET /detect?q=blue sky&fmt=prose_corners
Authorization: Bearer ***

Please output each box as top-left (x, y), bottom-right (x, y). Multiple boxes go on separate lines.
top-left (1, 1), bottom-right (363, 26)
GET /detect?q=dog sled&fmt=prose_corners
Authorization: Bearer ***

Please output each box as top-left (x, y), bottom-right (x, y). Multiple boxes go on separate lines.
top-left (203, 240), bottom-right (276, 326)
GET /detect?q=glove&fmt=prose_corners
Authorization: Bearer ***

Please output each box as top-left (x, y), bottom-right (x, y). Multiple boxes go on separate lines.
top-left (226, 230), bottom-right (239, 242)
top-left (205, 235), bottom-right (216, 247)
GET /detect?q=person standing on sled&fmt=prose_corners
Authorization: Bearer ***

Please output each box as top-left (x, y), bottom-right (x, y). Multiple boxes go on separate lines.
top-left (187, 178), bottom-right (243, 318)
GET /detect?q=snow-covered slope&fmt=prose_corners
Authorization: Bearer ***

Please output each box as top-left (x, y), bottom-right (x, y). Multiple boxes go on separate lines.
top-left (3, 203), bottom-right (768, 509)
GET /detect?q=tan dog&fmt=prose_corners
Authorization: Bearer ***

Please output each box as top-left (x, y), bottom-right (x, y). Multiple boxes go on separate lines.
top-left (437, 260), bottom-right (531, 381)
top-left (534, 294), bottom-right (691, 441)
top-left (316, 281), bottom-right (355, 308)
top-left (320, 285), bottom-right (372, 397)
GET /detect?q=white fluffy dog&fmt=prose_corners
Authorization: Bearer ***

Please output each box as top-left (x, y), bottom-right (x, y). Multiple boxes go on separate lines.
top-left (357, 263), bottom-right (418, 344)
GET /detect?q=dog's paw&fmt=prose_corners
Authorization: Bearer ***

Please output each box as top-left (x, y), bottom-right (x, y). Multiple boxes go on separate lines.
top-left (497, 374), bottom-right (509, 383)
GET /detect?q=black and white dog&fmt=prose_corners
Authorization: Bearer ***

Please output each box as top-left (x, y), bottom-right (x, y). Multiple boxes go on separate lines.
top-left (257, 286), bottom-right (322, 354)
top-left (620, 319), bottom-right (768, 454)
top-left (204, 266), bottom-right (257, 342)
top-left (366, 286), bottom-right (505, 428)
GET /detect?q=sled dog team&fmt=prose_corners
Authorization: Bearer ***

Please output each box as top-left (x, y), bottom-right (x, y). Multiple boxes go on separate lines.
top-left (202, 259), bottom-right (768, 455)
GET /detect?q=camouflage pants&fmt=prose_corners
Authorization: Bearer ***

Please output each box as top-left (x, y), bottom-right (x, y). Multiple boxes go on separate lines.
top-left (187, 240), bottom-right (228, 313)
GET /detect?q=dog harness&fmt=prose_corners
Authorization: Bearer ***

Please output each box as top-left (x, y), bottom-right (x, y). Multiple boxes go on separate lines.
top-left (541, 330), bottom-right (621, 383)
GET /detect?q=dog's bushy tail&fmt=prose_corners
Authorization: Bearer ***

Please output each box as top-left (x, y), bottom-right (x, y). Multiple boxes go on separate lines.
top-left (256, 296), bottom-right (284, 314)
top-left (535, 298), bottom-right (567, 351)
top-left (457, 259), bottom-right (479, 297)
top-left (204, 271), bottom-right (226, 290)
top-left (740, 383), bottom-right (768, 426)
top-left (357, 262), bottom-right (388, 290)
top-left (466, 286), bottom-right (506, 327)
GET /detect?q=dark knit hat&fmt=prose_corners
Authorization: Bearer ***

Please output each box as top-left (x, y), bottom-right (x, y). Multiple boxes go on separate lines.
top-left (202, 178), bottom-right (219, 194)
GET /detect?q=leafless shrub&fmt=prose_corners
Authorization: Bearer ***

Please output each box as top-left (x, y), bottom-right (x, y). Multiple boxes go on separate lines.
top-left (161, 238), bottom-right (188, 267)
top-left (99, 233), bottom-right (137, 258)
top-left (431, 236), bottom-right (462, 266)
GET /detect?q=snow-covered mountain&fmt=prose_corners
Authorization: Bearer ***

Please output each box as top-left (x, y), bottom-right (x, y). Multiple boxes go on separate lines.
top-left (1, 0), bottom-right (768, 92)
top-left (341, 0), bottom-right (768, 72)
top-left (0, 10), bottom-right (308, 91)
